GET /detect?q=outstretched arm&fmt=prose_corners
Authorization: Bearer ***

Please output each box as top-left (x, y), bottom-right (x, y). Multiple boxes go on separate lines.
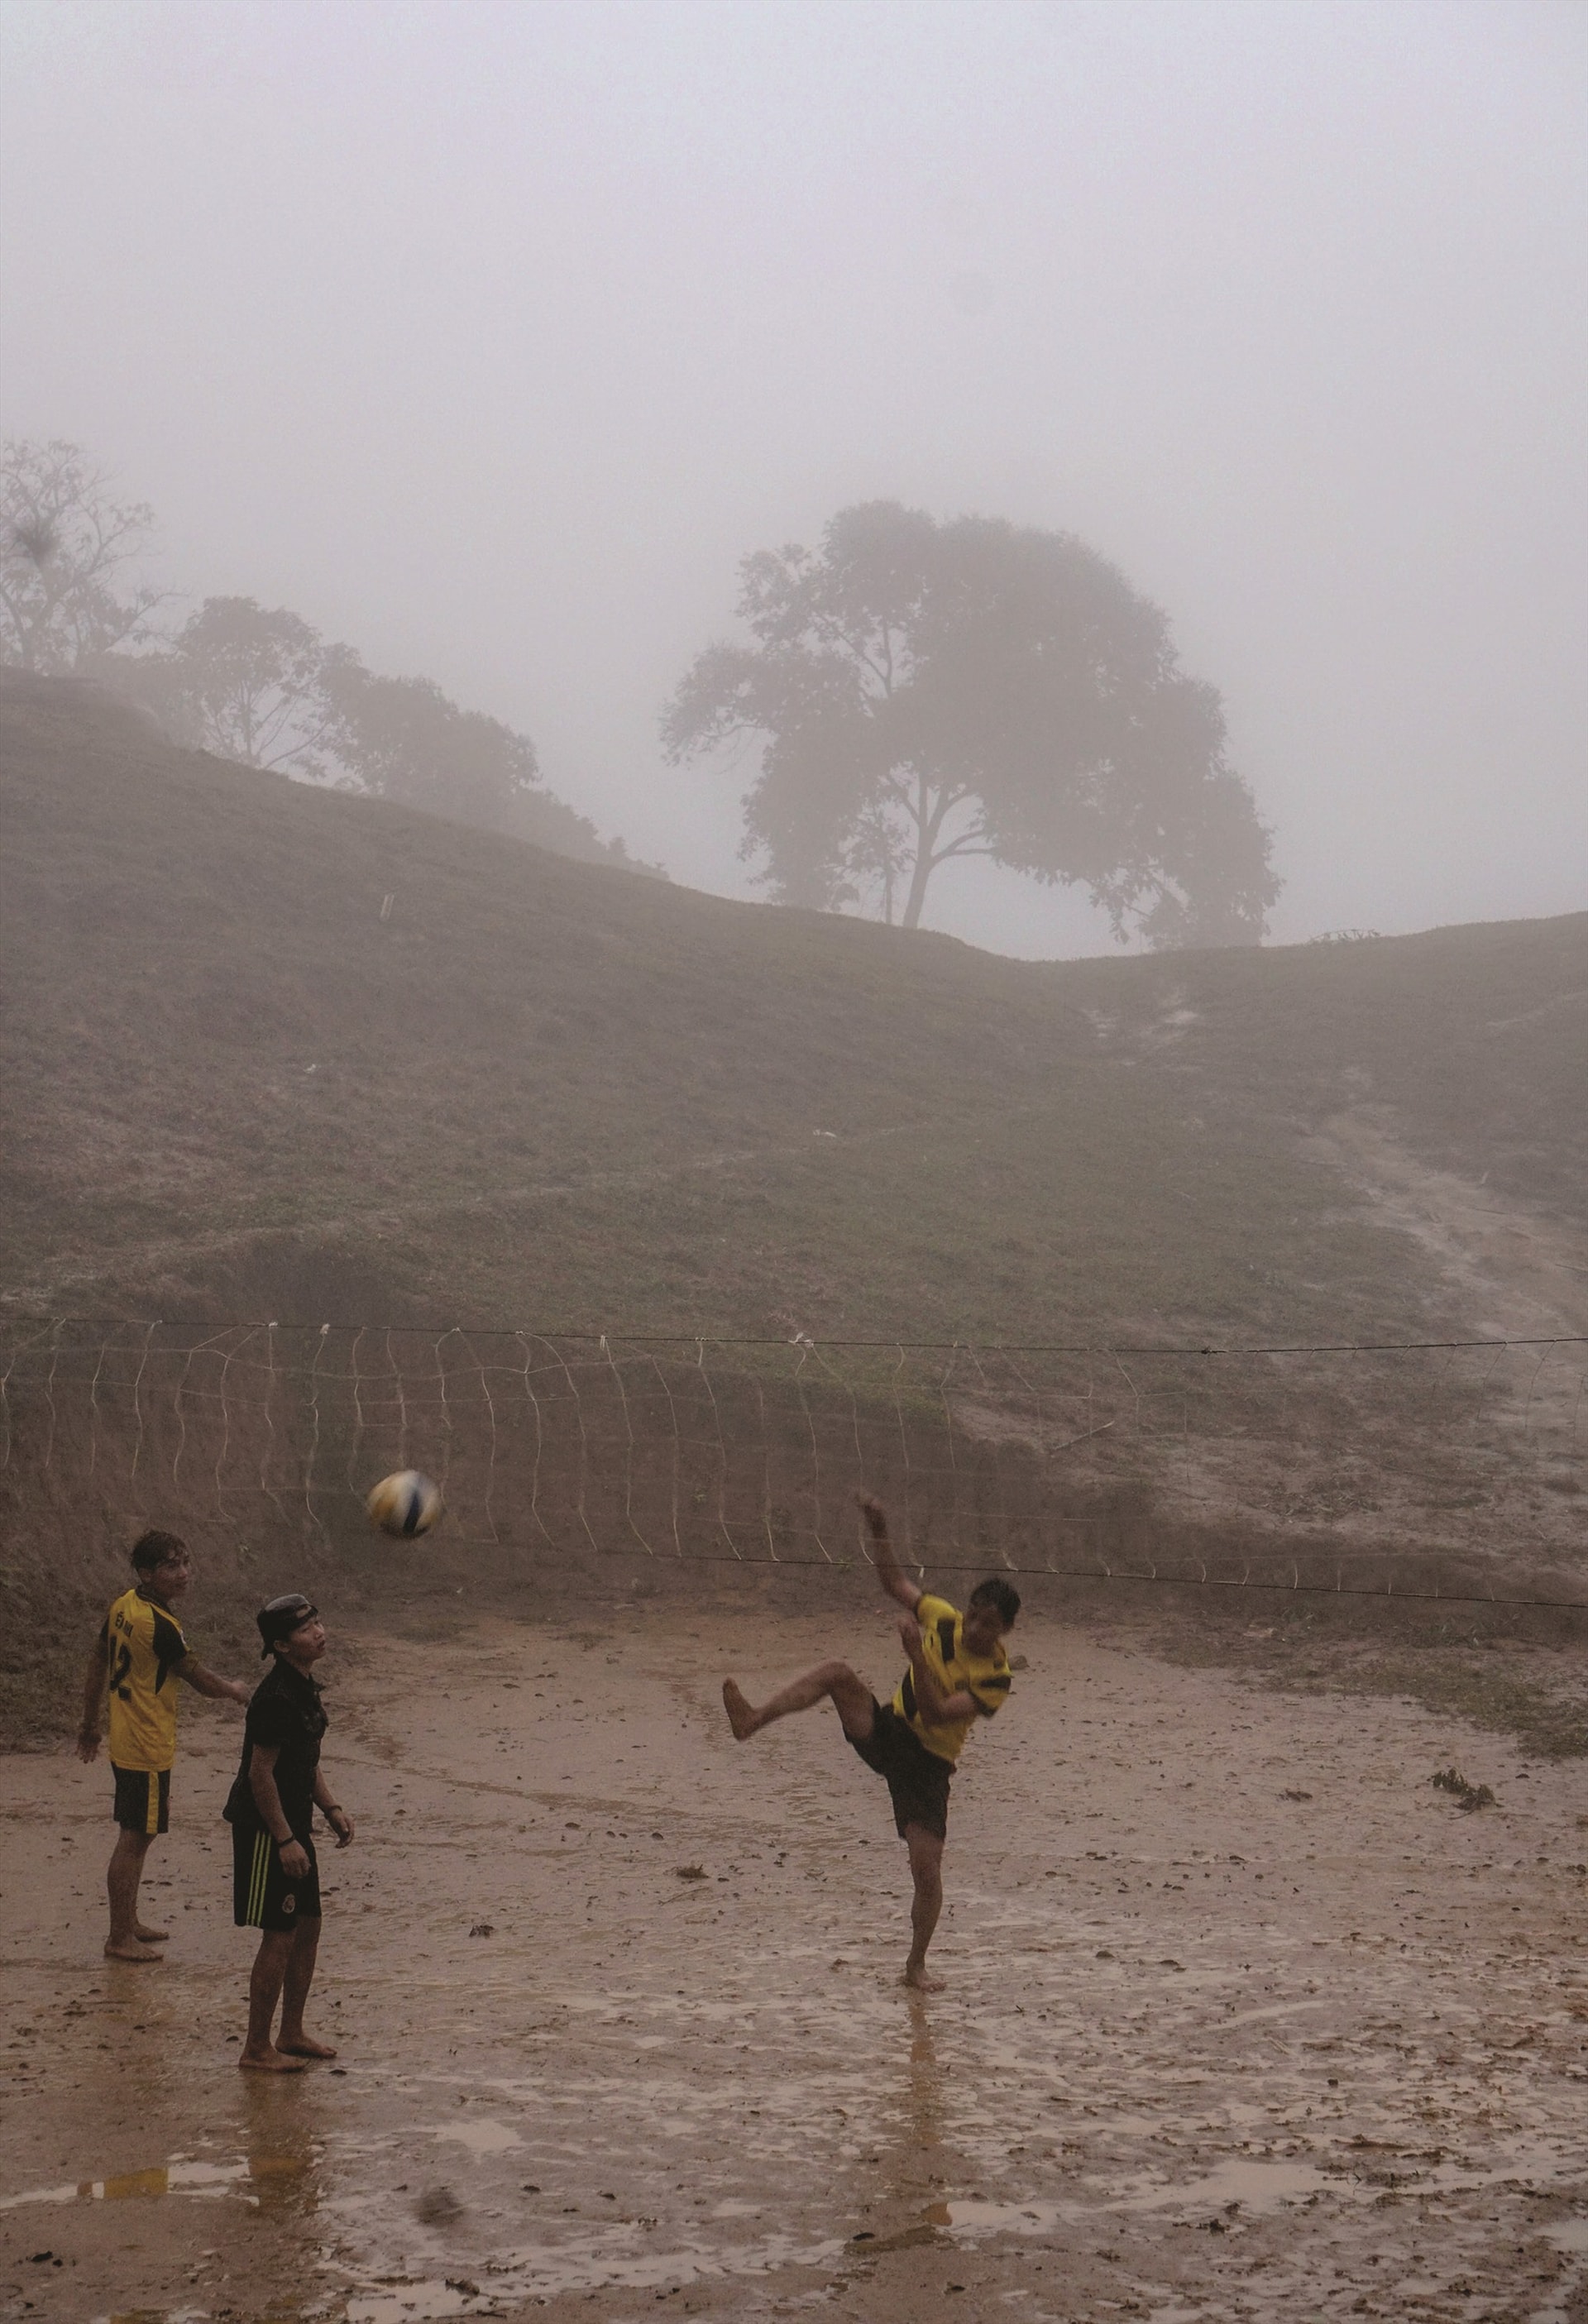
top-left (176, 1653), bottom-right (251, 1707)
top-left (856, 1492), bottom-right (921, 1614)
top-left (897, 1615), bottom-right (976, 1726)
top-left (77, 1635), bottom-right (110, 1763)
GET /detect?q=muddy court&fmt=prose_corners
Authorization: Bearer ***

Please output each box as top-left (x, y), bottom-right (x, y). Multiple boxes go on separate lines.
top-left (2, 1604), bottom-right (1586, 2323)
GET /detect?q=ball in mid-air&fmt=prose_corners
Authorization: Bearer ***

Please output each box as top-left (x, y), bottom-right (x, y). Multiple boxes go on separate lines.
top-left (366, 1469), bottom-right (443, 1537)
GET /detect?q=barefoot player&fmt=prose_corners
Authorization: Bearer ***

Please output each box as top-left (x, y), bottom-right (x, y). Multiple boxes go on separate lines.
top-left (226, 1594), bottom-right (354, 2072)
top-left (77, 1530), bottom-right (251, 1962)
top-left (723, 1493), bottom-right (1018, 1989)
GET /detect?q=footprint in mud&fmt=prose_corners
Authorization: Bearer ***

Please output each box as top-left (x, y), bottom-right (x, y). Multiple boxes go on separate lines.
top-left (415, 2185), bottom-right (466, 2225)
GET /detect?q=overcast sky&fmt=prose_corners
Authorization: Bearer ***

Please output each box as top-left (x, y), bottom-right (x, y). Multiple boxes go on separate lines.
top-left (3, 1), bottom-right (1584, 955)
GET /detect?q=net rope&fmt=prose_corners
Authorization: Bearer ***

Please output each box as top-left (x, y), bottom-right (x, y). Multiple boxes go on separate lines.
top-left (2, 1318), bottom-right (1583, 1607)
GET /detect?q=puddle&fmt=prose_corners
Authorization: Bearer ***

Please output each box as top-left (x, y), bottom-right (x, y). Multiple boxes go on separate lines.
top-left (2, 2160), bottom-right (242, 2208)
top-left (428, 2118), bottom-right (523, 2157)
top-left (929, 2159), bottom-right (1326, 2241)
top-left (339, 2226), bottom-right (849, 2313)
top-left (2, 2155), bottom-right (309, 2211)
top-left (91, 2312), bottom-right (212, 2324)
top-left (347, 2288), bottom-right (473, 2323)
top-left (1110, 2159), bottom-right (1327, 2216)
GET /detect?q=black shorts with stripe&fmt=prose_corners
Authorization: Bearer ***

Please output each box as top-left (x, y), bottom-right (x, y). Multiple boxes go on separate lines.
top-left (112, 1764), bottom-right (170, 1835)
top-left (848, 1700), bottom-right (953, 1841)
top-left (232, 1825), bottom-right (322, 1932)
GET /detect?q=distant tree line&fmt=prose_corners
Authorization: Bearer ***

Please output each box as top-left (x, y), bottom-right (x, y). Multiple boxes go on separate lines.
top-left (3, 441), bottom-right (1280, 944)
top-left (0, 438), bottom-right (657, 876)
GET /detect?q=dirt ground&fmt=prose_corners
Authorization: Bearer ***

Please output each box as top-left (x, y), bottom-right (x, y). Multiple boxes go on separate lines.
top-left (2, 1601), bottom-right (1586, 2324)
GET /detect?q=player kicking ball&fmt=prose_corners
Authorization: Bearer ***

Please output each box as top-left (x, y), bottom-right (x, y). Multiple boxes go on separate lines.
top-left (723, 1492), bottom-right (1018, 1990)
top-left (225, 1594), bottom-right (355, 2073)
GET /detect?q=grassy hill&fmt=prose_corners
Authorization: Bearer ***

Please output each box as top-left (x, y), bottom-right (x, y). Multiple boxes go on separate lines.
top-left (5, 668), bottom-right (1583, 1349)
top-left (2, 669), bottom-right (1585, 1746)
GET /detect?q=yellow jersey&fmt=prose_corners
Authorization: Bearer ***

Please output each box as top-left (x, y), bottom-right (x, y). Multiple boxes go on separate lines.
top-left (890, 1592), bottom-right (1012, 1765)
top-left (100, 1586), bottom-right (189, 1772)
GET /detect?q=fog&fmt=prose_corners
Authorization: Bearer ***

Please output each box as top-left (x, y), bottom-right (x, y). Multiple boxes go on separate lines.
top-left (2, 1), bottom-right (1584, 956)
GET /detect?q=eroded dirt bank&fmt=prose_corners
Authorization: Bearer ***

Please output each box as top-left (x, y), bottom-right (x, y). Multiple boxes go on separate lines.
top-left (2, 1605), bottom-right (1586, 2324)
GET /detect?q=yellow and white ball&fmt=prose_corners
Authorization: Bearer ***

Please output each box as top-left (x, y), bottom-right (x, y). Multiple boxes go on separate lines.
top-left (366, 1470), bottom-right (443, 1537)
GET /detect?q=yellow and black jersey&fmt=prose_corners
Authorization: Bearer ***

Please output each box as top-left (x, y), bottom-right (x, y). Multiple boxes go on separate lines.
top-left (890, 1591), bottom-right (1012, 1765)
top-left (100, 1586), bottom-right (189, 1772)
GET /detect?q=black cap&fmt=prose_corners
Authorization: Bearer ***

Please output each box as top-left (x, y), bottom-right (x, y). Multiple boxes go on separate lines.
top-left (256, 1592), bottom-right (318, 1657)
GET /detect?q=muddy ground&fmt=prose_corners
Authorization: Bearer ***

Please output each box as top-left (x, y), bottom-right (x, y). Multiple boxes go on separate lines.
top-left (2, 1602), bottom-right (1586, 2324)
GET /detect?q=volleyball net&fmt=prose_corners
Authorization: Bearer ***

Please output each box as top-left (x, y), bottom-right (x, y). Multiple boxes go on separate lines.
top-left (2, 1319), bottom-right (1583, 1604)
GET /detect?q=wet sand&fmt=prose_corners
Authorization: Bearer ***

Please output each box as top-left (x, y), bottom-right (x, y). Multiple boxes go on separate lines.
top-left (2, 1601), bottom-right (1586, 2323)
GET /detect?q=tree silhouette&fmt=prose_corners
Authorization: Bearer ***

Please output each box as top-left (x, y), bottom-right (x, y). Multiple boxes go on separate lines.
top-left (127, 595), bottom-right (356, 779)
top-left (663, 500), bottom-right (1277, 946)
top-left (0, 439), bottom-right (163, 672)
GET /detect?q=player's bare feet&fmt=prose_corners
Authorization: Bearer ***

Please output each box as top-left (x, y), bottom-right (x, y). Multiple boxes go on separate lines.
top-left (238, 2047), bottom-right (308, 2073)
top-left (277, 2034), bottom-right (337, 2059)
top-left (722, 1679), bottom-right (758, 1740)
top-left (104, 1938), bottom-right (164, 1962)
top-left (902, 1963), bottom-right (944, 1992)
top-left (133, 1923), bottom-right (170, 1943)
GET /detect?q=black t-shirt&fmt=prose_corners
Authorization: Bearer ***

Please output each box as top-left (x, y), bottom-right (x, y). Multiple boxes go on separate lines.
top-left (224, 1658), bottom-right (328, 1838)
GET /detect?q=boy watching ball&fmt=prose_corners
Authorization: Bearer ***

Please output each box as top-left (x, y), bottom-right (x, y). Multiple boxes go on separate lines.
top-left (225, 1593), bottom-right (355, 2071)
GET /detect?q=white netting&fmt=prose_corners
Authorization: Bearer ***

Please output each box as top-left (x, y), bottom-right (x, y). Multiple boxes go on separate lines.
top-left (2, 1321), bottom-right (1584, 1600)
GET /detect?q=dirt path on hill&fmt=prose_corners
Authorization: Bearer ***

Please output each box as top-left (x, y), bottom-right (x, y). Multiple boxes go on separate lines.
top-left (1307, 1109), bottom-right (1588, 1345)
top-left (2, 1606), bottom-right (1586, 2324)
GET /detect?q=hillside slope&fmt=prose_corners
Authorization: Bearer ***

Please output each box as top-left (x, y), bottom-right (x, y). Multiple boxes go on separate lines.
top-left (2, 668), bottom-right (1585, 1349)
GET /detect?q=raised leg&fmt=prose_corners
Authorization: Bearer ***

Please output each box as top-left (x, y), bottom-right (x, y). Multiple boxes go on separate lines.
top-left (902, 1823), bottom-right (945, 1990)
top-left (724, 1659), bottom-right (876, 1743)
top-left (277, 1920), bottom-right (336, 2058)
top-left (105, 1829), bottom-right (162, 1961)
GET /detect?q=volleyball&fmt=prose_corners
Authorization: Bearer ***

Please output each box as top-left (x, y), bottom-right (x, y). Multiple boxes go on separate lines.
top-left (366, 1469), bottom-right (443, 1537)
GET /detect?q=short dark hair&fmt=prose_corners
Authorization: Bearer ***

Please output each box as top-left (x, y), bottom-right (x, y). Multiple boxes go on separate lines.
top-left (969, 1576), bottom-right (1020, 1626)
top-left (131, 1528), bottom-right (187, 1574)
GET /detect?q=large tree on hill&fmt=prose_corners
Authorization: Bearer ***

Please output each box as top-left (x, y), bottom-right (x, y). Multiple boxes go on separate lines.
top-left (125, 595), bottom-right (357, 780)
top-left (662, 500), bottom-right (1278, 946)
top-left (0, 438), bottom-right (164, 672)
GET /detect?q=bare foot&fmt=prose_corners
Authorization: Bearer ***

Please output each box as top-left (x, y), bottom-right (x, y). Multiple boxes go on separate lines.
top-left (104, 1938), bottom-right (164, 1963)
top-left (722, 1679), bottom-right (758, 1741)
top-left (277, 2034), bottom-right (337, 2059)
top-left (133, 1924), bottom-right (170, 1944)
top-left (238, 2047), bottom-right (308, 2073)
top-left (902, 1963), bottom-right (945, 1992)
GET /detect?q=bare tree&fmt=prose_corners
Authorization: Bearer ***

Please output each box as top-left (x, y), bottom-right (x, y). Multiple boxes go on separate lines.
top-left (0, 439), bottom-right (163, 672)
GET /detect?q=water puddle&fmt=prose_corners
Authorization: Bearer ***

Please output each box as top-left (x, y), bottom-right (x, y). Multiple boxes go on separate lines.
top-left (1110, 2158), bottom-right (1327, 2215)
top-left (427, 2119), bottom-right (524, 2157)
top-left (337, 2226), bottom-right (849, 2315)
top-left (2, 2154), bottom-right (310, 2212)
top-left (925, 2157), bottom-right (1326, 2241)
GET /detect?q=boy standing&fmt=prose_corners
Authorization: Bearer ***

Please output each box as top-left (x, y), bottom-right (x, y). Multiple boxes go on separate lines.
top-left (226, 1593), bottom-right (354, 2073)
top-left (722, 1493), bottom-right (1019, 1989)
top-left (77, 1530), bottom-right (251, 1961)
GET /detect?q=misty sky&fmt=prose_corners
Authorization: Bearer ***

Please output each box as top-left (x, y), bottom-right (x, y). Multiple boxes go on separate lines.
top-left (2, 1), bottom-right (1584, 956)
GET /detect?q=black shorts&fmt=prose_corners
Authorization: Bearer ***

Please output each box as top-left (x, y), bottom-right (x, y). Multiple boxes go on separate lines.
top-left (232, 1825), bottom-right (322, 1932)
top-left (112, 1764), bottom-right (170, 1835)
top-left (848, 1700), bottom-right (953, 1841)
